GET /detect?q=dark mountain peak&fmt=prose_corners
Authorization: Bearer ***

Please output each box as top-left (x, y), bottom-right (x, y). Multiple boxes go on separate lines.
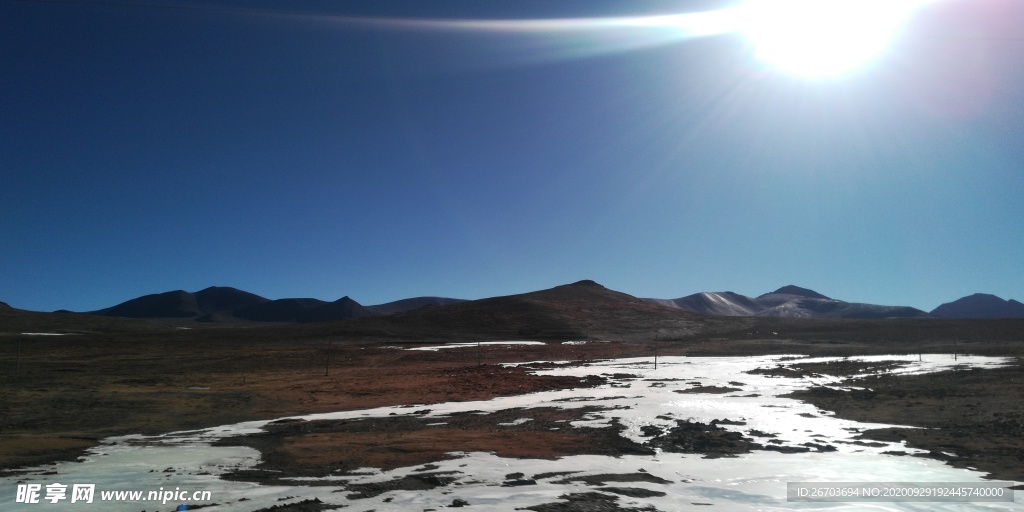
top-left (196, 285), bottom-right (257, 298)
top-left (0, 301), bottom-right (13, 311)
top-left (763, 285), bottom-right (831, 300)
top-left (195, 285), bottom-right (245, 294)
top-left (931, 293), bottom-right (1024, 319)
top-left (194, 286), bottom-right (268, 313)
top-left (198, 285), bottom-right (231, 293)
top-left (533, 280), bottom-right (615, 299)
top-left (234, 296), bottom-right (374, 323)
top-left (93, 286), bottom-right (272, 319)
top-left (233, 298), bottom-right (326, 322)
top-left (365, 297), bottom-right (468, 315)
top-left (538, 280), bottom-right (633, 302)
top-left (381, 280), bottom-right (701, 341)
top-left (97, 289), bottom-right (200, 318)
top-left (304, 296), bottom-right (374, 322)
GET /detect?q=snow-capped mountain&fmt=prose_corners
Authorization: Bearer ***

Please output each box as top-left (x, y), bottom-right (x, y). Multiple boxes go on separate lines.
top-left (645, 286), bottom-right (929, 319)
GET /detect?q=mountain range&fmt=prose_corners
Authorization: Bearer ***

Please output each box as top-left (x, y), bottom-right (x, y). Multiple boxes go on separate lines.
top-left (326, 279), bottom-right (708, 341)
top-left (643, 285), bottom-right (931, 319)
top-left (0, 280), bottom-right (710, 340)
top-left (4, 283), bottom-right (1021, 325)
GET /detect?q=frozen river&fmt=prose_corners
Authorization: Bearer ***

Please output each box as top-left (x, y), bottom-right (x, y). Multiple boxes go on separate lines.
top-left (3, 354), bottom-right (1019, 511)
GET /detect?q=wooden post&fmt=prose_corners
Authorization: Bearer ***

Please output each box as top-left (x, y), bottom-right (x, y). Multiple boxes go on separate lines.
top-left (325, 338), bottom-right (331, 376)
top-left (15, 336), bottom-right (21, 376)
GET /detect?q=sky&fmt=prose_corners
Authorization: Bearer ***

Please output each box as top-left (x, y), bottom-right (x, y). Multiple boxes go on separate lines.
top-left (2, 0), bottom-right (1023, 313)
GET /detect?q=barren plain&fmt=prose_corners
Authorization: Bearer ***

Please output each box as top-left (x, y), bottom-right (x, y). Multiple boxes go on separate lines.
top-left (1, 312), bottom-right (1023, 510)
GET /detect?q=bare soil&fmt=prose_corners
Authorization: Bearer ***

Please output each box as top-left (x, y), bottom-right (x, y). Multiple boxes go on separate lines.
top-left (0, 337), bottom-right (682, 472)
top-left (785, 358), bottom-right (1024, 487)
top-left (214, 405), bottom-right (654, 483)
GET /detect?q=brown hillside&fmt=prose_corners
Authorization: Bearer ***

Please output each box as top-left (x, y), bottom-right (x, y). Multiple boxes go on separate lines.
top-left (305, 280), bottom-right (712, 341)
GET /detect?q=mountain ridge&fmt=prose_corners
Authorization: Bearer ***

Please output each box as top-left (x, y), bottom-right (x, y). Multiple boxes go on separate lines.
top-left (365, 297), bottom-right (468, 315)
top-left (645, 286), bottom-right (929, 319)
top-left (335, 279), bottom-right (706, 341)
top-left (93, 286), bottom-right (269, 319)
top-left (90, 286), bottom-right (466, 323)
top-left (760, 285), bottom-right (831, 300)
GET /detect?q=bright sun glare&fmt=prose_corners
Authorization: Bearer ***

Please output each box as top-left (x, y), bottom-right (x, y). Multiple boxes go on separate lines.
top-left (740, 0), bottom-right (930, 78)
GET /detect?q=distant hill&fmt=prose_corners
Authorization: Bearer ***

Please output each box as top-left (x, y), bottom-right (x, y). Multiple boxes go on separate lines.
top-left (96, 289), bottom-right (196, 318)
top-left (91, 287), bottom-right (462, 324)
top-left (365, 297), bottom-right (467, 315)
top-left (931, 293), bottom-right (1024, 319)
top-left (194, 286), bottom-right (270, 315)
top-left (298, 296), bottom-right (377, 323)
top-left (0, 301), bottom-right (13, 312)
top-left (93, 287), bottom-right (376, 323)
top-left (94, 286), bottom-right (268, 319)
top-left (762, 285), bottom-right (831, 300)
top-left (233, 298), bottom-right (328, 322)
top-left (645, 285), bottom-right (929, 319)
top-left (339, 279), bottom-right (709, 341)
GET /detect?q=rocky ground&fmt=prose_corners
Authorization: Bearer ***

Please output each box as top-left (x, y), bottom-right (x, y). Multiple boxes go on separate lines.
top-left (785, 357), bottom-right (1024, 488)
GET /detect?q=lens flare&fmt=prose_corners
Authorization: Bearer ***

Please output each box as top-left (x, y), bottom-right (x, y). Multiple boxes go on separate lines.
top-left (740, 0), bottom-right (933, 78)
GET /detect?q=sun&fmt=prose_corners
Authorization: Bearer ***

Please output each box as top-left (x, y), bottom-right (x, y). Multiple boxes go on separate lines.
top-left (740, 0), bottom-right (928, 78)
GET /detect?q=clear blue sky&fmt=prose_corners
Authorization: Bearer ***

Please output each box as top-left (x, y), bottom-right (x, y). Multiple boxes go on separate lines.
top-left (3, 0), bottom-right (1023, 313)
